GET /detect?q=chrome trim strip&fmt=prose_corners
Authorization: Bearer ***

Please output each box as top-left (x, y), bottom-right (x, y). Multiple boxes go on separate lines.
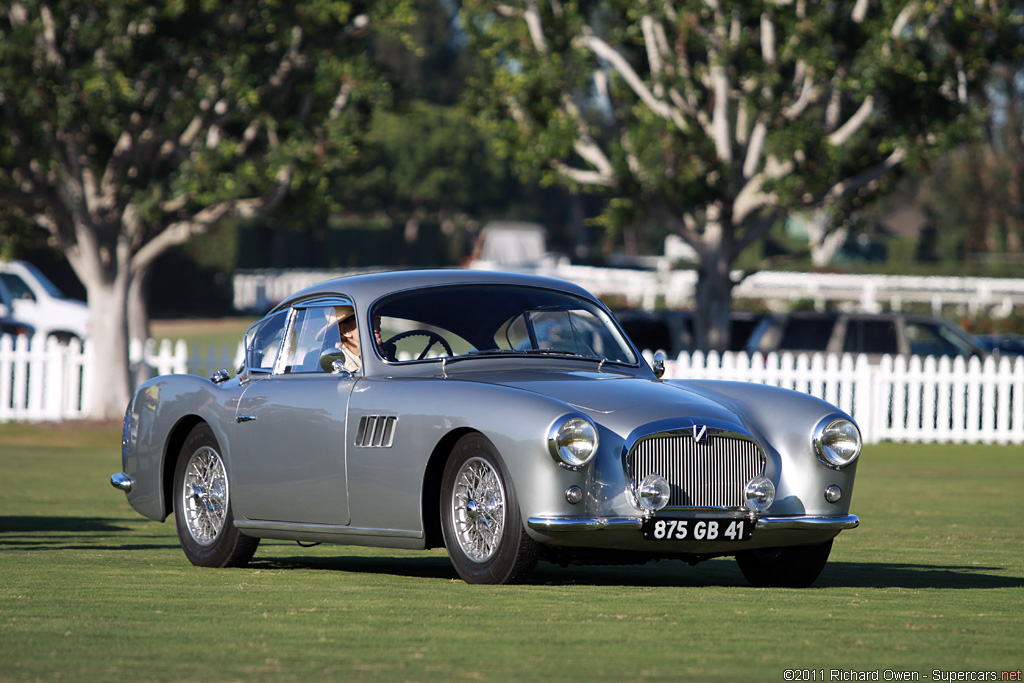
top-left (234, 520), bottom-right (422, 539)
top-left (754, 514), bottom-right (859, 531)
top-left (109, 472), bottom-right (134, 493)
top-left (527, 516), bottom-right (643, 532)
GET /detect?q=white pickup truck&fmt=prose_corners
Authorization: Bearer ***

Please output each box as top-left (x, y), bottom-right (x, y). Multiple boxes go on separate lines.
top-left (0, 261), bottom-right (90, 343)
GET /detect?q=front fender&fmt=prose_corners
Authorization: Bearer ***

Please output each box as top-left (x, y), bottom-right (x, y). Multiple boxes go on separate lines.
top-left (120, 375), bottom-right (243, 521)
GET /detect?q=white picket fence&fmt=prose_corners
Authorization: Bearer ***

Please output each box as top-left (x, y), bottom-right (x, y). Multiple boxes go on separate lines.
top-left (0, 334), bottom-right (242, 422)
top-left (3, 332), bottom-right (1023, 445)
top-left (662, 350), bottom-right (1024, 445)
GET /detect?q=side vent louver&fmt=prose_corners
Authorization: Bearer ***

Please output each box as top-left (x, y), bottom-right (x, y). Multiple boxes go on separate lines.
top-left (355, 415), bottom-right (397, 448)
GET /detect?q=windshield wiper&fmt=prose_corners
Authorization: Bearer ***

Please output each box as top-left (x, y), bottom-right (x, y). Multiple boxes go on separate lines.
top-left (468, 348), bottom-right (582, 357)
top-left (519, 348), bottom-right (582, 356)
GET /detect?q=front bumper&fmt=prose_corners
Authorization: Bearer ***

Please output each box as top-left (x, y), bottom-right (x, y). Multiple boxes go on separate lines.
top-left (528, 513), bottom-right (858, 532)
top-left (525, 513), bottom-right (859, 553)
top-left (110, 472), bottom-right (134, 493)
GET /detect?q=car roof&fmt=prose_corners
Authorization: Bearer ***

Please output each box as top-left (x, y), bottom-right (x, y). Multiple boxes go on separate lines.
top-left (272, 269), bottom-right (598, 314)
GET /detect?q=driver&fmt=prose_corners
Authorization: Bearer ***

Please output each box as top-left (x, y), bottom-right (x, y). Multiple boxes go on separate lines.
top-left (336, 307), bottom-right (362, 372)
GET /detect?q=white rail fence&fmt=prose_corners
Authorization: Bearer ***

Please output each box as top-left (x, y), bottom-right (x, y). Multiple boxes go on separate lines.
top-left (235, 266), bottom-right (1024, 316)
top-left (3, 333), bottom-right (1023, 446)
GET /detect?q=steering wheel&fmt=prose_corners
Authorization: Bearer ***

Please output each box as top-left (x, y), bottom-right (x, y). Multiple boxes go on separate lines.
top-left (384, 330), bottom-right (454, 361)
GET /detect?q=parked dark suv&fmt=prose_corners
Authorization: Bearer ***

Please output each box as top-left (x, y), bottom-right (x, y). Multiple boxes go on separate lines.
top-left (616, 309), bottom-right (763, 355)
top-left (743, 311), bottom-right (985, 361)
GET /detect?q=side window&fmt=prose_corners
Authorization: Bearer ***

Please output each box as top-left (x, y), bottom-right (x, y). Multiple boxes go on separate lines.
top-left (281, 306), bottom-right (343, 373)
top-left (905, 322), bottom-right (973, 358)
top-left (844, 319), bottom-right (898, 355)
top-left (0, 274), bottom-right (35, 302)
top-left (779, 318), bottom-right (835, 352)
top-left (244, 311), bottom-right (289, 372)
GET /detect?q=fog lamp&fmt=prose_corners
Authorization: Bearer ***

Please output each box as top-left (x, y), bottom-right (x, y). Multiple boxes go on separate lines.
top-left (744, 476), bottom-right (776, 513)
top-left (637, 474), bottom-right (671, 512)
top-left (825, 485), bottom-right (842, 504)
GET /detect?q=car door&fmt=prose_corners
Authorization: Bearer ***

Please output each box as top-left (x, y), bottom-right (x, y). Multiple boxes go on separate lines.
top-left (230, 301), bottom-right (356, 526)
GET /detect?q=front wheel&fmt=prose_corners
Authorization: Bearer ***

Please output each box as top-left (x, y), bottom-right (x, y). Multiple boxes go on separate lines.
top-left (440, 434), bottom-right (539, 584)
top-left (172, 423), bottom-right (259, 568)
top-left (735, 539), bottom-right (833, 587)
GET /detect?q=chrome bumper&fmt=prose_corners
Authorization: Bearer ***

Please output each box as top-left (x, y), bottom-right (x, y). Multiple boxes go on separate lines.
top-left (110, 472), bottom-right (134, 493)
top-left (527, 513), bottom-right (859, 533)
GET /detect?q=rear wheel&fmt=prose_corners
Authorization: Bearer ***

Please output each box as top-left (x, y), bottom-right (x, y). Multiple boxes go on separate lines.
top-left (735, 540), bottom-right (833, 587)
top-left (440, 434), bottom-right (539, 584)
top-left (172, 423), bottom-right (259, 568)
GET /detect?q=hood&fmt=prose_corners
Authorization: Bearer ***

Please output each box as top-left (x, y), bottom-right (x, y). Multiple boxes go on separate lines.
top-left (454, 368), bottom-right (744, 434)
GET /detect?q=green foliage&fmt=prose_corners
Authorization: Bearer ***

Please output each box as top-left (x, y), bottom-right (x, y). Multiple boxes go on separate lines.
top-left (0, 0), bottom-right (415, 246)
top-left (460, 0), bottom-right (1016, 243)
top-left (353, 101), bottom-right (511, 215)
top-left (1, 424), bottom-right (1022, 679)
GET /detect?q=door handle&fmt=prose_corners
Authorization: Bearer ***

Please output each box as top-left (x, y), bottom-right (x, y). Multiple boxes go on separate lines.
top-left (236, 414), bottom-right (257, 423)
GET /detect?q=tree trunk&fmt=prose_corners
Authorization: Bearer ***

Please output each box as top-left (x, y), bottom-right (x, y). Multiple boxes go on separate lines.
top-left (693, 244), bottom-right (736, 353)
top-left (83, 273), bottom-right (133, 420)
top-left (128, 267), bottom-right (153, 388)
top-left (128, 267), bottom-right (150, 345)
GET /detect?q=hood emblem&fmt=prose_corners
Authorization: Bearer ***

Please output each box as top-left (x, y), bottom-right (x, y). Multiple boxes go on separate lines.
top-left (693, 424), bottom-right (708, 443)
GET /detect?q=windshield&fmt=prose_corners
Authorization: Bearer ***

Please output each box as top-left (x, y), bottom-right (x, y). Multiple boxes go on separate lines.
top-left (372, 284), bottom-right (637, 365)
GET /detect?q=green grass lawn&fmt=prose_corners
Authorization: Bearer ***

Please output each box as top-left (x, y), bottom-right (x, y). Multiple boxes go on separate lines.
top-left (1, 424), bottom-right (1022, 681)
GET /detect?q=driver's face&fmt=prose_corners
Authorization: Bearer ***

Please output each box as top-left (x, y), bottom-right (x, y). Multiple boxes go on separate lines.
top-left (372, 315), bottom-right (382, 345)
top-left (339, 317), bottom-right (359, 354)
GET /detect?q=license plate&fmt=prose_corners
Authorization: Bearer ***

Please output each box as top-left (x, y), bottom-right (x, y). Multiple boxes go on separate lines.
top-left (642, 517), bottom-right (753, 541)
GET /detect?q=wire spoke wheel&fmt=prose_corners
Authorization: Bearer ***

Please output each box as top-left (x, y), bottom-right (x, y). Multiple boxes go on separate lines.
top-left (172, 423), bottom-right (259, 568)
top-left (450, 457), bottom-right (506, 563)
top-left (181, 446), bottom-right (229, 546)
top-left (440, 434), bottom-right (539, 584)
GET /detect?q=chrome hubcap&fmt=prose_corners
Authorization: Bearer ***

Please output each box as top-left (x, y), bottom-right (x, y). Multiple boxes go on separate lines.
top-left (181, 446), bottom-right (228, 546)
top-left (451, 457), bottom-right (506, 563)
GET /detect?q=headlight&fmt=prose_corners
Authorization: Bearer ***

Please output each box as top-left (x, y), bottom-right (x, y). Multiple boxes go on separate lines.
top-left (548, 416), bottom-right (599, 469)
top-left (813, 416), bottom-right (862, 469)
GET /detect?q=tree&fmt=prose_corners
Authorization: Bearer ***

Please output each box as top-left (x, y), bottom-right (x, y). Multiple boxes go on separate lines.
top-left (344, 101), bottom-right (515, 262)
top-left (461, 0), bottom-right (1017, 350)
top-left (0, 0), bottom-right (413, 418)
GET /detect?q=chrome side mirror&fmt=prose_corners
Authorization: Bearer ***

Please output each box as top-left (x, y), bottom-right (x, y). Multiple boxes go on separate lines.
top-left (652, 351), bottom-right (666, 379)
top-left (319, 348), bottom-right (350, 374)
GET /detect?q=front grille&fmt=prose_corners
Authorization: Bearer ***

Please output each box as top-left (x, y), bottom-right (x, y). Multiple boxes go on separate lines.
top-left (628, 433), bottom-right (765, 508)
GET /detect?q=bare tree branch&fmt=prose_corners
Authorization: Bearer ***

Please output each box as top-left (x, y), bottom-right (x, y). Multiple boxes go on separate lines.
top-left (576, 28), bottom-right (688, 132)
top-left (816, 147), bottom-right (907, 205)
top-left (827, 95), bottom-right (875, 148)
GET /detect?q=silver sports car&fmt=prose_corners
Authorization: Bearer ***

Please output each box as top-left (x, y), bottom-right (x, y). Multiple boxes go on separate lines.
top-left (112, 269), bottom-right (860, 586)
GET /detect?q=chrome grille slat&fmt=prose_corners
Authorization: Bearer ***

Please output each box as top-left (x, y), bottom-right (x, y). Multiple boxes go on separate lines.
top-left (629, 434), bottom-right (764, 508)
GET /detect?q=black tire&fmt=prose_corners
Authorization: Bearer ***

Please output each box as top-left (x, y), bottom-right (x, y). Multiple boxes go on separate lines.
top-left (440, 433), bottom-right (539, 584)
top-left (172, 423), bottom-right (259, 568)
top-left (735, 539), bottom-right (834, 587)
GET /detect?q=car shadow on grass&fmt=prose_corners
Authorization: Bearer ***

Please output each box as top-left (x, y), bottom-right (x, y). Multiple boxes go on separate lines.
top-left (0, 515), bottom-right (179, 552)
top-left (245, 552), bottom-right (1023, 589)
top-left (0, 515), bottom-right (133, 534)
